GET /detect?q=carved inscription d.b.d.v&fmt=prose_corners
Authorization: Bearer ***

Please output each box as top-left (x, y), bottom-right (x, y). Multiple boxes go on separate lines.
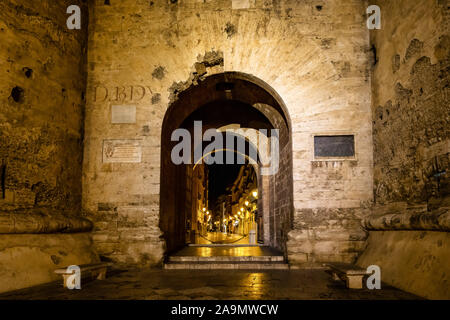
top-left (94, 86), bottom-right (153, 103)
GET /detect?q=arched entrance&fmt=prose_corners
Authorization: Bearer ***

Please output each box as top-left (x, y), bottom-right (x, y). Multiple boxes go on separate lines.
top-left (160, 72), bottom-right (293, 256)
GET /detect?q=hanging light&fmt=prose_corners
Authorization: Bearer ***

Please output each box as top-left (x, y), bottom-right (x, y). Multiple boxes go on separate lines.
top-left (252, 191), bottom-right (258, 198)
top-left (202, 207), bottom-right (206, 212)
top-left (245, 200), bottom-right (249, 206)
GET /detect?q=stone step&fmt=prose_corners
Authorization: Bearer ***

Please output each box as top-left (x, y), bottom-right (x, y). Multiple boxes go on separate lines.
top-left (168, 255), bottom-right (284, 263)
top-left (164, 261), bottom-right (290, 270)
top-left (188, 244), bottom-right (263, 247)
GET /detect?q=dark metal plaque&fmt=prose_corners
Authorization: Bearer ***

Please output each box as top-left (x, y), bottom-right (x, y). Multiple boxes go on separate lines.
top-left (314, 135), bottom-right (355, 158)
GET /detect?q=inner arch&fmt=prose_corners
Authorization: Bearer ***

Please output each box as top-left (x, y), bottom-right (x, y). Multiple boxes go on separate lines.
top-left (160, 72), bottom-right (293, 254)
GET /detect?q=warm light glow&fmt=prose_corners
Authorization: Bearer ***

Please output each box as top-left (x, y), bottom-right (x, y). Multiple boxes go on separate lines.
top-left (202, 207), bottom-right (206, 212)
top-left (206, 211), bottom-right (210, 215)
top-left (240, 207), bottom-right (244, 212)
top-left (245, 200), bottom-right (249, 206)
top-left (252, 191), bottom-right (258, 197)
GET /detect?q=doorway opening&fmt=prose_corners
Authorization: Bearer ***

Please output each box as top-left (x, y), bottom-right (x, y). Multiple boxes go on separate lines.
top-left (187, 151), bottom-right (260, 246)
top-left (160, 72), bottom-right (293, 257)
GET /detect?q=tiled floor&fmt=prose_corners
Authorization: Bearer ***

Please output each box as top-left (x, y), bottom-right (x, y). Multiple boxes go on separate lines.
top-left (0, 268), bottom-right (421, 300)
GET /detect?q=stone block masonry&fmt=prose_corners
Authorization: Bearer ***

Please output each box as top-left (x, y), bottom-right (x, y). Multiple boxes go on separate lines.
top-left (0, 1), bottom-right (99, 293)
top-left (83, 0), bottom-right (373, 265)
top-left (0, 1), bottom-right (89, 214)
top-left (0, 0), bottom-right (447, 300)
top-left (371, 0), bottom-right (449, 206)
top-left (359, 0), bottom-right (450, 299)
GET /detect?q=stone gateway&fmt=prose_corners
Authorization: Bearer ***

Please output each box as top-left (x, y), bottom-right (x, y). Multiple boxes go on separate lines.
top-left (0, 0), bottom-right (448, 300)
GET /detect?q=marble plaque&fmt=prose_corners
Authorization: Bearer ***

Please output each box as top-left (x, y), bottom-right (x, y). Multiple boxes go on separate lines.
top-left (232, 0), bottom-right (250, 9)
top-left (103, 140), bottom-right (142, 163)
top-left (111, 105), bottom-right (136, 124)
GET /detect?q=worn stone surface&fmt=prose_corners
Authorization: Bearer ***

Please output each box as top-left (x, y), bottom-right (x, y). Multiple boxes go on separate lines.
top-left (371, 0), bottom-right (449, 206)
top-left (0, 0), bottom-right (89, 214)
top-left (361, 0), bottom-right (450, 301)
top-left (0, 209), bottom-right (93, 234)
top-left (0, 268), bottom-right (419, 300)
top-left (288, 207), bottom-right (369, 266)
top-left (0, 0), bottom-right (98, 294)
top-left (0, 233), bottom-right (99, 294)
top-left (357, 230), bottom-right (450, 300)
top-left (363, 207), bottom-right (450, 231)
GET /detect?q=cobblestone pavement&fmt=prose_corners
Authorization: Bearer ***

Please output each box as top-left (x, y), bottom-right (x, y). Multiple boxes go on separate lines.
top-left (0, 268), bottom-right (421, 300)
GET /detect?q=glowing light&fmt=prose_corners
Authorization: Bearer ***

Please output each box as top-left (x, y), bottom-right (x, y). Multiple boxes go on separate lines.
top-left (202, 207), bottom-right (206, 212)
top-left (240, 207), bottom-right (244, 212)
top-left (252, 191), bottom-right (258, 197)
top-left (245, 201), bottom-right (249, 206)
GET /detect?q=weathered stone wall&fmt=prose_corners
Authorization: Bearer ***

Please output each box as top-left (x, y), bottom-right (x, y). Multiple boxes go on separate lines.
top-left (358, 0), bottom-right (450, 299)
top-left (0, 1), bottom-right (99, 294)
top-left (371, 0), bottom-right (449, 206)
top-left (0, 233), bottom-right (99, 294)
top-left (358, 202), bottom-right (450, 299)
top-left (84, 0), bottom-right (373, 265)
top-left (358, 230), bottom-right (450, 299)
top-left (0, 0), bottom-right (88, 214)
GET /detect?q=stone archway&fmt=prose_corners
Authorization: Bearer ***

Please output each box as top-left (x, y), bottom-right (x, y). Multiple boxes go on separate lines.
top-left (160, 72), bottom-right (293, 255)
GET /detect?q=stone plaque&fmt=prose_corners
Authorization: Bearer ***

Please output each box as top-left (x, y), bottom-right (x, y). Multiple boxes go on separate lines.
top-left (314, 135), bottom-right (355, 158)
top-left (111, 105), bottom-right (136, 124)
top-left (103, 140), bottom-right (142, 163)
